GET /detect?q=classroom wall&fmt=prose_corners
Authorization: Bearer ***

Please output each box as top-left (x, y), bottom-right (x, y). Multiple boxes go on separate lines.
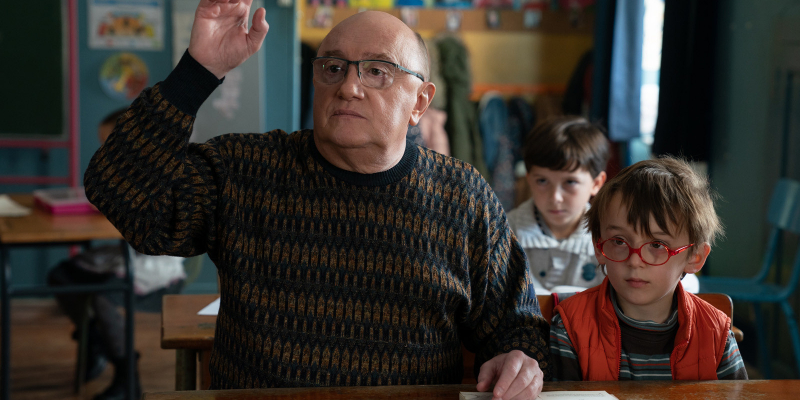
top-left (299, 5), bottom-right (595, 102)
top-left (463, 31), bottom-right (593, 88)
top-left (710, 0), bottom-right (800, 377)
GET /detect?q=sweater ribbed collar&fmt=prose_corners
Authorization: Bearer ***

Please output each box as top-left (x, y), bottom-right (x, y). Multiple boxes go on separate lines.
top-left (308, 132), bottom-right (418, 187)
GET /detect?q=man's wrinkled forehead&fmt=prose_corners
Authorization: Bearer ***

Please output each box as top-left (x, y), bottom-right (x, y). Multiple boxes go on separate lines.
top-left (318, 13), bottom-right (410, 63)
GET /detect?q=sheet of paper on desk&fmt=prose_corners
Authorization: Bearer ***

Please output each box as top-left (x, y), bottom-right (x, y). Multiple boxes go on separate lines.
top-left (198, 297), bottom-right (220, 315)
top-left (459, 392), bottom-right (618, 400)
top-left (0, 195), bottom-right (31, 217)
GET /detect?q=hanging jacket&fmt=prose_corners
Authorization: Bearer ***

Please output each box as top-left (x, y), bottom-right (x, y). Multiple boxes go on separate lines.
top-left (479, 93), bottom-right (515, 207)
top-left (554, 277), bottom-right (730, 381)
top-left (436, 35), bottom-right (489, 178)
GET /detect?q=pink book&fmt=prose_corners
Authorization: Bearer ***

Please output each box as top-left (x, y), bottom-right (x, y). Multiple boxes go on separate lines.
top-left (33, 187), bottom-right (98, 215)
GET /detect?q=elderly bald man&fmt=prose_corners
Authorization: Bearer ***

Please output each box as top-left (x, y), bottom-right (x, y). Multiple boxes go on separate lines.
top-left (84, 0), bottom-right (549, 398)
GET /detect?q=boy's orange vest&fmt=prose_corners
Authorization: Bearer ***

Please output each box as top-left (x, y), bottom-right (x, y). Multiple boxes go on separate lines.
top-left (554, 277), bottom-right (730, 380)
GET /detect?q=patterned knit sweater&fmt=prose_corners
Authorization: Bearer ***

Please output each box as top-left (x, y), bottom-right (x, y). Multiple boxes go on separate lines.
top-left (84, 51), bottom-right (549, 388)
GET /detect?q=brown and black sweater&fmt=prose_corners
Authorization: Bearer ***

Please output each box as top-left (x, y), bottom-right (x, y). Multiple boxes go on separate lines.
top-left (84, 51), bottom-right (549, 389)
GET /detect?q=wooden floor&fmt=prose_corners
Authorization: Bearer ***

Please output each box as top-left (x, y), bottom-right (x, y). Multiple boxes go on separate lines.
top-left (6, 298), bottom-right (175, 400)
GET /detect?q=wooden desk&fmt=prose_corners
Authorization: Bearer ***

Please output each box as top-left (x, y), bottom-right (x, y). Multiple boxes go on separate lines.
top-left (0, 194), bottom-right (122, 244)
top-left (0, 194), bottom-right (132, 400)
top-left (143, 380), bottom-right (800, 400)
top-left (161, 292), bottom-right (745, 392)
top-left (162, 294), bottom-right (219, 391)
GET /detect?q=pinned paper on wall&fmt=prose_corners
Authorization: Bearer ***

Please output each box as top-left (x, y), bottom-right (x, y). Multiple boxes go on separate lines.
top-left (172, 0), bottom-right (265, 144)
top-left (88, 0), bottom-right (164, 50)
top-left (212, 69), bottom-right (243, 119)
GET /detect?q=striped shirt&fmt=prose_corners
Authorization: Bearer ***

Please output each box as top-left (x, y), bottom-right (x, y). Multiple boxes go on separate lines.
top-left (549, 287), bottom-right (747, 380)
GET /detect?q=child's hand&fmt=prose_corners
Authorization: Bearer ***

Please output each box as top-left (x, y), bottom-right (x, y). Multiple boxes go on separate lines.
top-left (476, 350), bottom-right (543, 400)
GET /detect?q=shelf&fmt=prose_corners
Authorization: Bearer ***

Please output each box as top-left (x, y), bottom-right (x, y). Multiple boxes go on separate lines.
top-left (301, 6), bottom-right (595, 45)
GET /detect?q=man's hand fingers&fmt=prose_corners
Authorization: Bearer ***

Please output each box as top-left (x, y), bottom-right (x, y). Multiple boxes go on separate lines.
top-left (505, 359), bottom-right (542, 400)
top-left (247, 7), bottom-right (269, 52)
top-left (491, 352), bottom-right (524, 400)
top-left (501, 365), bottom-right (533, 399)
top-left (476, 357), bottom-right (500, 393)
top-left (507, 384), bottom-right (539, 400)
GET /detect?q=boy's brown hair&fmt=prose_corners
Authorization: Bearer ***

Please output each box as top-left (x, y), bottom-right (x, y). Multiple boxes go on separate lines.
top-left (522, 115), bottom-right (610, 178)
top-left (585, 156), bottom-right (724, 251)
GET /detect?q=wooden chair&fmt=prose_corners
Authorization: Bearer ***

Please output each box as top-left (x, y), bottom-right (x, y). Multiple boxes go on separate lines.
top-left (76, 255), bottom-right (205, 393)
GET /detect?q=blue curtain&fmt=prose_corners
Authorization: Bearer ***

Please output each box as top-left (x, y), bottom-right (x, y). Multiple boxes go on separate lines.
top-left (608, 0), bottom-right (645, 142)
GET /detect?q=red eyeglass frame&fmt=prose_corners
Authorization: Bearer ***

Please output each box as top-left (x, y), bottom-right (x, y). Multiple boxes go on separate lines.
top-left (595, 237), bottom-right (694, 266)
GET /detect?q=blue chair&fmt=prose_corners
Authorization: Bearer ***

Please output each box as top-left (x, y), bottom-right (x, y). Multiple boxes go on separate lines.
top-left (698, 178), bottom-right (800, 378)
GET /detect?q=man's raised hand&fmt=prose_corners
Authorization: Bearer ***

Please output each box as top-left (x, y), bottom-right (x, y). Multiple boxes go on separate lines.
top-left (188, 0), bottom-right (269, 79)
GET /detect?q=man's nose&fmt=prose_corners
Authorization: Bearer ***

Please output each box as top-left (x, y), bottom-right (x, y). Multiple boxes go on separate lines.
top-left (337, 64), bottom-right (364, 99)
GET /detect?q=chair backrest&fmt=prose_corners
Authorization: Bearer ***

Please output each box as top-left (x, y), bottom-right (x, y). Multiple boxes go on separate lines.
top-left (696, 293), bottom-right (733, 318)
top-left (768, 178), bottom-right (800, 233)
top-left (763, 178), bottom-right (800, 295)
top-left (536, 292), bottom-right (733, 324)
top-left (537, 294), bottom-right (554, 323)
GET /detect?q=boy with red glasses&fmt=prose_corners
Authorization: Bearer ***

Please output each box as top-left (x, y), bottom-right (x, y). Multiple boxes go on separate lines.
top-left (549, 156), bottom-right (747, 381)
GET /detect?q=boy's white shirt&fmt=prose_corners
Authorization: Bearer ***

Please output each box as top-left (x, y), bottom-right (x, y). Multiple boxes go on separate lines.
top-left (72, 245), bottom-right (187, 295)
top-left (132, 252), bottom-right (186, 295)
top-left (507, 198), bottom-right (601, 295)
top-left (506, 198), bottom-right (700, 295)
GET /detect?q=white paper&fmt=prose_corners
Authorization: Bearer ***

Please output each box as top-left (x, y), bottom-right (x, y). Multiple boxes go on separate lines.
top-left (197, 297), bottom-right (220, 316)
top-left (538, 392), bottom-right (618, 399)
top-left (459, 392), bottom-right (617, 400)
top-left (0, 195), bottom-right (31, 217)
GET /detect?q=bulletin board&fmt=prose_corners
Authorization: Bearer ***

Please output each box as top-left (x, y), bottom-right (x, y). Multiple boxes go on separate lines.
top-left (0, 1), bottom-right (66, 138)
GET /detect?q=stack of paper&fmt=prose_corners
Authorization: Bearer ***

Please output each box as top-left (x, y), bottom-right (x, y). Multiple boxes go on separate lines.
top-left (198, 297), bottom-right (221, 316)
top-left (0, 195), bottom-right (31, 217)
top-left (459, 391), bottom-right (618, 400)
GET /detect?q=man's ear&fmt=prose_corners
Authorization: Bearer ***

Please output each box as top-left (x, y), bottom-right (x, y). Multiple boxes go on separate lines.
top-left (685, 242), bottom-right (711, 275)
top-left (408, 82), bottom-right (436, 126)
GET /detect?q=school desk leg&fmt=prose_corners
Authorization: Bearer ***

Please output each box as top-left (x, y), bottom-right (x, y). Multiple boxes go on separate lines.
top-left (176, 349), bottom-right (197, 390)
top-left (122, 242), bottom-right (136, 400)
top-left (199, 350), bottom-right (212, 390)
top-left (1, 247), bottom-right (10, 400)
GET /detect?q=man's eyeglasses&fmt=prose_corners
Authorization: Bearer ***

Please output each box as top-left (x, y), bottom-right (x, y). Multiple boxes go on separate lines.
top-left (596, 237), bottom-right (694, 266)
top-left (311, 57), bottom-right (425, 89)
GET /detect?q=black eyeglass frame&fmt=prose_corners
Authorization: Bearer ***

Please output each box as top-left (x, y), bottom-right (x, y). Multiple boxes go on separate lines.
top-left (311, 56), bottom-right (426, 86)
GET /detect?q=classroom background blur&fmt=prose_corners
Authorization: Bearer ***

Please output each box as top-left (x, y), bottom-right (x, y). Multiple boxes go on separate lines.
top-left (1, 0), bottom-right (799, 397)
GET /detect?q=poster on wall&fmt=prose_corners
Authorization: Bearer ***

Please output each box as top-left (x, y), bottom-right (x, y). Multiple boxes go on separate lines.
top-left (99, 53), bottom-right (149, 101)
top-left (88, 0), bottom-right (164, 50)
